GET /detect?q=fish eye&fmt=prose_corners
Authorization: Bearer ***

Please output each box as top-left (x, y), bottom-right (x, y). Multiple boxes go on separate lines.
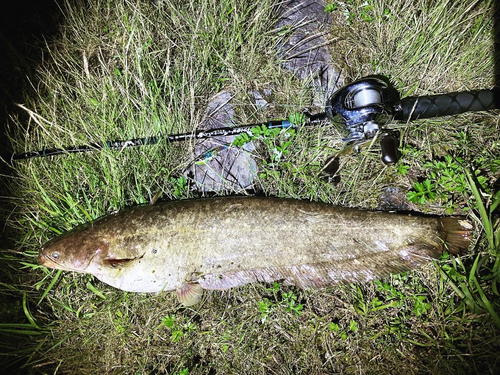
top-left (51, 252), bottom-right (60, 260)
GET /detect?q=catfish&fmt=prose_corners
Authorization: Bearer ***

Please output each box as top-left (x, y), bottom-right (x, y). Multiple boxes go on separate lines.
top-left (39, 197), bottom-right (472, 306)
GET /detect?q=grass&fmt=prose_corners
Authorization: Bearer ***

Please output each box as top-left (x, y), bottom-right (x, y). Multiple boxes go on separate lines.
top-left (1, 0), bottom-right (499, 373)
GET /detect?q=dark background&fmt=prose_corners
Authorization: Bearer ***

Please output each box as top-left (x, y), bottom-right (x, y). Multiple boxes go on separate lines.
top-left (0, 0), bottom-right (62, 247)
top-left (0, 0), bottom-right (62, 147)
top-left (0, 4), bottom-right (63, 373)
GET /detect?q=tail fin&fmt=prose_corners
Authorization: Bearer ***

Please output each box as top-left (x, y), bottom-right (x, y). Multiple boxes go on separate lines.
top-left (438, 217), bottom-right (473, 255)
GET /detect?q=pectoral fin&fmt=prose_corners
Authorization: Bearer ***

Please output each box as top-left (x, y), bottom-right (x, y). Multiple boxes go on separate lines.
top-left (103, 258), bottom-right (136, 268)
top-left (176, 283), bottom-right (204, 307)
top-left (103, 253), bottom-right (145, 269)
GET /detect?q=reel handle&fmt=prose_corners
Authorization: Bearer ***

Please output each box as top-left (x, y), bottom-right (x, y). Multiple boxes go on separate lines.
top-left (380, 132), bottom-right (400, 165)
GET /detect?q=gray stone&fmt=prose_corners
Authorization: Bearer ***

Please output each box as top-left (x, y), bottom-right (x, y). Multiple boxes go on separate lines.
top-left (185, 0), bottom-right (342, 193)
top-left (184, 91), bottom-right (257, 193)
top-left (377, 186), bottom-right (410, 211)
top-left (277, 0), bottom-right (343, 106)
top-left (252, 90), bottom-right (269, 109)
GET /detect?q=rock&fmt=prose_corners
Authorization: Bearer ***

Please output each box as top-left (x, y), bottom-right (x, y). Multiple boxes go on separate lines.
top-left (185, 0), bottom-right (342, 193)
top-left (377, 186), bottom-right (410, 211)
top-left (184, 91), bottom-right (257, 193)
top-left (277, 0), bottom-right (343, 105)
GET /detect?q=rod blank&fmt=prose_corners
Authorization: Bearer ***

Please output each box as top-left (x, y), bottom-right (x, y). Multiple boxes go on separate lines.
top-left (3, 118), bottom-right (317, 162)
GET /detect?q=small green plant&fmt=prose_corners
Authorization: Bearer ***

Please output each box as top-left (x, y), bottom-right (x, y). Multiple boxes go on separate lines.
top-left (258, 298), bottom-right (275, 323)
top-left (381, 7), bottom-right (392, 20)
top-left (358, 3), bottom-right (374, 22)
top-left (325, 0), bottom-right (379, 24)
top-left (288, 112), bottom-right (306, 125)
top-left (257, 283), bottom-right (303, 322)
top-left (232, 120), bottom-right (297, 168)
top-left (170, 175), bottom-right (188, 198)
top-left (232, 124), bottom-right (281, 147)
top-left (282, 291), bottom-right (303, 316)
top-left (396, 163), bottom-right (409, 176)
top-left (328, 322), bottom-right (339, 332)
top-left (161, 314), bottom-right (196, 342)
top-left (407, 179), bottom-right (436, 205)
top-left (411, 295), bottom-right (431, 317)
top-left (324, 3), bottom-right (338, 13)
top-left (327, 320), bottom-right (358, 340)
top-left (425, 155), bottom-right (487, 194)
top-left (374, 279), bottom-right (405, 308)
top-left (407, 155), bottom-right (488, 213)
top-left (349, 320), bottom-right (358, 332)
top-left (232, 113), bottom-right (301, 149)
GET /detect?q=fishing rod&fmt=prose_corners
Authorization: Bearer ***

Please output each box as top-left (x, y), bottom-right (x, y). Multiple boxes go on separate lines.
top-left (3, 116), bottom-right (324, 162)
top-left (4, 75), bottom-right (500, 164)
top-left (324, 76), bottom-right (500, 164)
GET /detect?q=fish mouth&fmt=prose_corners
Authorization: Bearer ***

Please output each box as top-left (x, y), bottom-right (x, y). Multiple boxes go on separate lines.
top-left (38, 249), bottom-right (94, 272)
top-left (38, 251), bottom-right (64, 270)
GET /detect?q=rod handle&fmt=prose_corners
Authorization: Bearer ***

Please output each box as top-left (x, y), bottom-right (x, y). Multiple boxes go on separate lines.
top-left (393, 90), bottom-right (500, 121)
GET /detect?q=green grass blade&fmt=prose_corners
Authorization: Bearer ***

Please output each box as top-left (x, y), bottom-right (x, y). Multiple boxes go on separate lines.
top-left (38, 269), bottom-right (62, 304)
top-left (22, 292), bottom-right (41, 330)
top-left (469, 254), bottom-right (500, 328)
top-left (465, 168), bottom-right (495, 250)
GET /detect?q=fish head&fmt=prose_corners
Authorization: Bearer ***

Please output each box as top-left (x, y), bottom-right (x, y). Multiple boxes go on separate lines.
top-left (39, 223), bottom-right (110, 274)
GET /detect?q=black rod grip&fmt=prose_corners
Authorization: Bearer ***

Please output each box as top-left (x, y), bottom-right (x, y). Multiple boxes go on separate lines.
top-left (393, 89), bottom-right (500, 121)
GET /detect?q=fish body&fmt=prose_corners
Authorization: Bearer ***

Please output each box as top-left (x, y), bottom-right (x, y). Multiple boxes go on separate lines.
top-left (39, 197), bottom-right (471, 305)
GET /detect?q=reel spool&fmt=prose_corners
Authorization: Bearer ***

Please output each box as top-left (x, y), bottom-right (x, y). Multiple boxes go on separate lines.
top-left (325, 76), bottom-right (400, 164)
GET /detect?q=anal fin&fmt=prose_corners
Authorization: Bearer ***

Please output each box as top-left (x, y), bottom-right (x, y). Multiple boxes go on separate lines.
top-left (176, 283), bottom-right (204, 307)
top-left (198, 246), bottom-right (442, 291)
